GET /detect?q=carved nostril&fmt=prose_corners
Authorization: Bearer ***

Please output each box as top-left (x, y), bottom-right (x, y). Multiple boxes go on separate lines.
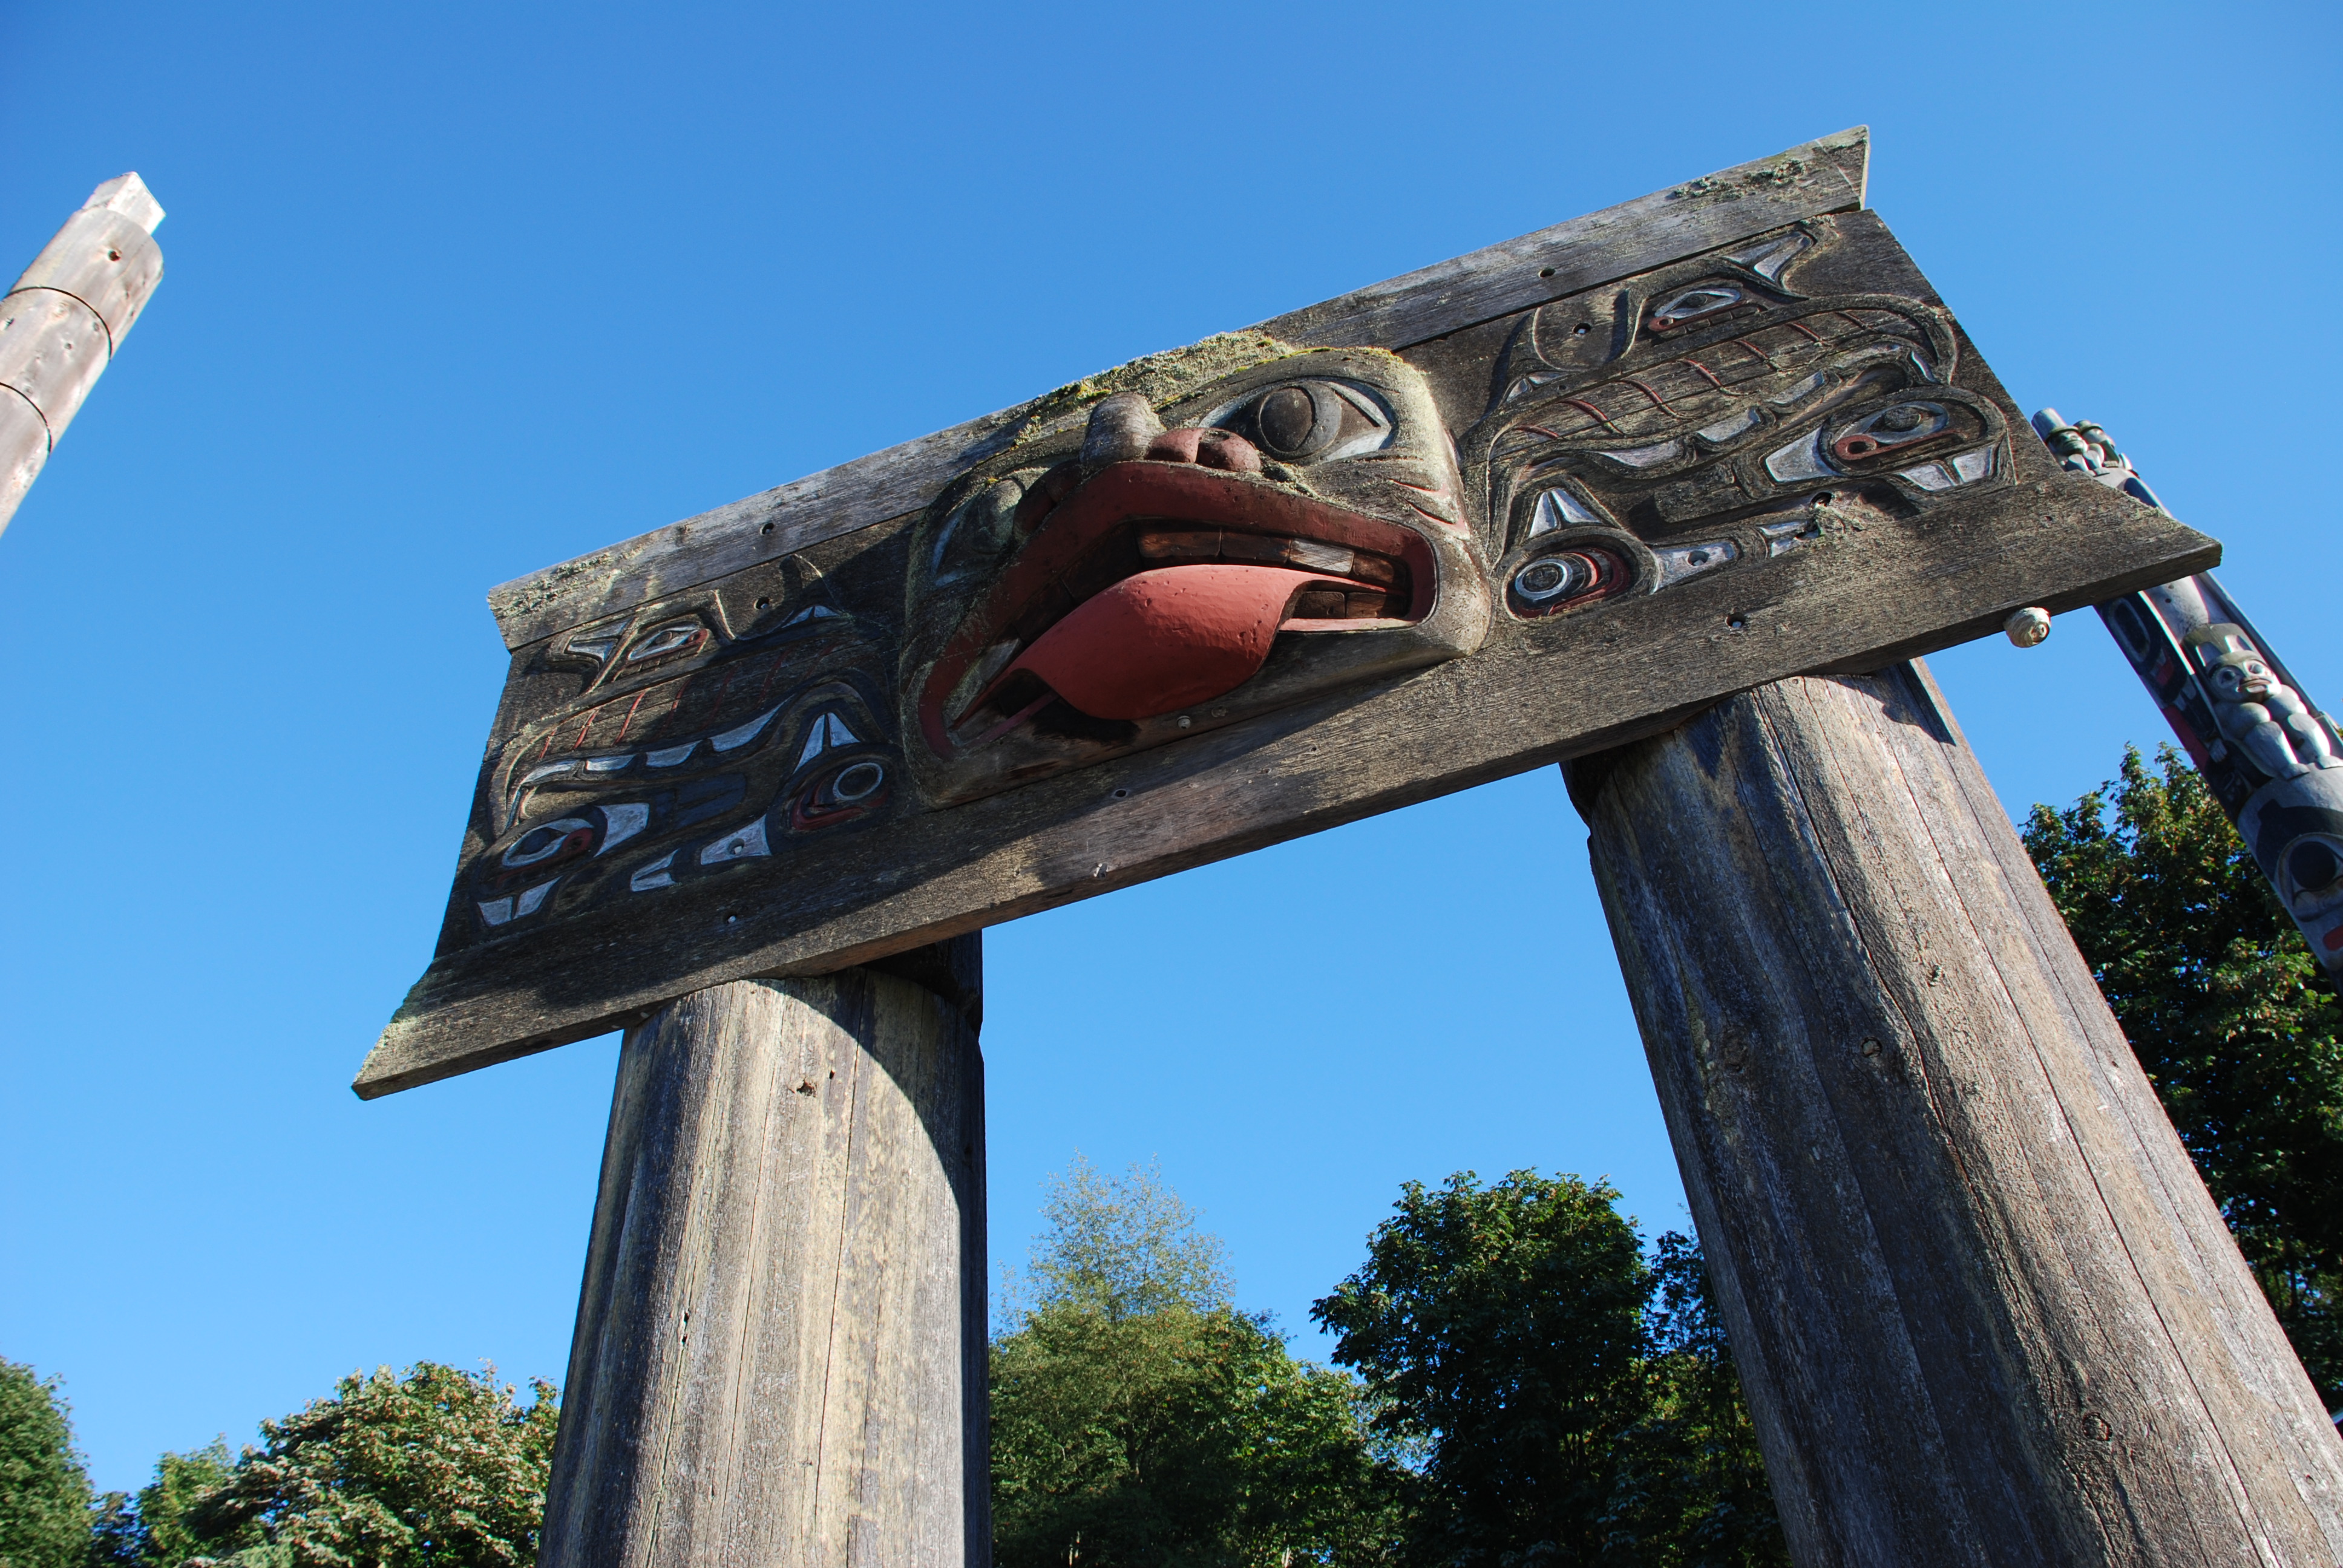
top-left (1082, 392), bottom-right (1165, 473)
top-left (1146, 428), bottom-right (1204, 464)
top-left (1194, 430), bottom-right (1261, 473)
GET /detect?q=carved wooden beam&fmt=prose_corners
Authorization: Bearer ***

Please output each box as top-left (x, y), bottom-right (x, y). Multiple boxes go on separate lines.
top-left (358, 128), bottom-right (2217, 1097)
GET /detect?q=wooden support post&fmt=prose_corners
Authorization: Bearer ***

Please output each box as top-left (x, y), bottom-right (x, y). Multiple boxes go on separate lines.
top-left (1574, 664), bottom-right (2343, 1565)
top-left (1, 174), bottom-right (165, 539)
top-left (540, 937), bottom-right (987, 1567)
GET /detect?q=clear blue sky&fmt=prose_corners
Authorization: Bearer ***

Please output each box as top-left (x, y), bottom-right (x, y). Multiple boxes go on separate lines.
top-left (2, 0), bottom-right (2334, 1495)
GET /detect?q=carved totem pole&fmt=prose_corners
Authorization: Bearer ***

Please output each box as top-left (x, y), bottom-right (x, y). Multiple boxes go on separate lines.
top-left (359, 131), bottom-right (2343, 1566)
top-left (0, 174), bottom-right (165, 539)
top-left (2036, 408), bottom-right (2343, 976)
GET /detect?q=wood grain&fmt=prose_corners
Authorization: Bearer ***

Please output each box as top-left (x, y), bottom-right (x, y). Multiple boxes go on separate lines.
top-left (1, 174), bottom-right (166, 537)
top-left (540, 947), bottom-right (987, 1567)
top-left (1578, 663), bottom-right (2343, 1565)
top-left (485, 128), bottom-right (1869, 652)
top-left (358, 454), bottom-right (2212, 1097)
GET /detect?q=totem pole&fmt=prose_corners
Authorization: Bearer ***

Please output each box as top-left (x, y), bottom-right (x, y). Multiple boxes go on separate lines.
top-left (1, 174), bottom-right (166, 538)
top-left (2036, 407), bottom-right (2343, 972)
top-left (359, 130), bottom-right (2343, 1566)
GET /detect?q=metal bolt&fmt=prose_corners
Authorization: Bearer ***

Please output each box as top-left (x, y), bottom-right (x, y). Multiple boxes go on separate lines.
top-left (1176, 715), bottom-right (1191, 728)
top-left (2005, 607), bottom-right (2051, 647)
top-left (1860, 1037), bottom-right (1883, 1057)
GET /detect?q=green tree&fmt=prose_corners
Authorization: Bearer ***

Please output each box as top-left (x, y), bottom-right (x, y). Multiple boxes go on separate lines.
top-left (2024, 743), bottom-right (2343, 1409)
top-left (0, 1360), bottom-right (93, 1568)
top-left (1312, 1171), bottom-right (1786, 1567)
top-left (989, 1157), bottom-right (1406, 1566)
top-left (95, 1364), bottom-right (557, 1568)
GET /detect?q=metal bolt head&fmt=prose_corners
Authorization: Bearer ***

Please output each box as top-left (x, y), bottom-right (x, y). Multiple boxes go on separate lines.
top-left (2005, 606), bottom-right (2052, 648)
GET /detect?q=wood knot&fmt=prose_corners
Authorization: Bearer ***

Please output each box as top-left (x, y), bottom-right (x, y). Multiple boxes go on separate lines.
top-left (795, 1080), bottom-right (818, 1097)
top-left (2083, 1414), bottom-right (2114, 1442)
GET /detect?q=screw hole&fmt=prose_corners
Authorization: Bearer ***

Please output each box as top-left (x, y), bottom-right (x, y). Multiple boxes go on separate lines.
top-left (756, 597), bottom-right (770, 608)
top-left (1539, 266), bottom-right (1556, 278)
top-left (724, 912), bottom-right (739, 924)
top-left (761, 521), bottom-right (775, 535)
top-left (1812, 491), bottom-right (1833, 506)
top-left (1573, 322), bottom-right (1592, 336)
top-left (1727, 614), bottom-right (1748, 632)
top-left (106, 249), bottom-right (121, 261)
top-left (1112, 788), bottom-right (1129, 800)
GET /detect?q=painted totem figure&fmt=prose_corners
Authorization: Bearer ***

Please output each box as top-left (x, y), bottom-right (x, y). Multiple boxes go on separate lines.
top-left (2042, 410), bottom-right (2343, 970)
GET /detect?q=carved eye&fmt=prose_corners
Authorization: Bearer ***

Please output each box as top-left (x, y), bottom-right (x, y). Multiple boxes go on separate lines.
top-left (503, 817), bottom-right (596, 868)
top-left (794, 757), bottom-right (890, 828)
top-left (1214, 381), bottom-right (1392, 463)
top-left (1830, 402), bottom-right (1950, 463)
top-left (1509, 546), bottom-right (1633, 617)
top-left (626, 619), bottom-right (710, 665)
top-left (1650, 284), bottom-right (1745, 330)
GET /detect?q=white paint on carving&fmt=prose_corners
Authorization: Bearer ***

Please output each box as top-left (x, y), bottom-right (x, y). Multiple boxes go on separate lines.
top-left (710, 708), bottom-right (779, 753)
top-left (1697, 407), bottom-right (1762, 443)
top-left (585, 754), bottom-right (634, 773)
top-left (514, 880), bottom-right (556, 917)
top-left (630, 853), bottom-right (678, 892)
top-left (1769, 372), bottom-right (1827, 408)
top-left (521, 761), bottom-right (577, 785)
top-left (700, 818), bottom-right (771, 865)
top-left (646, 741), bottom-right (698, 767)
top-left (1951, 445), bottom-right (1997, 484)
top-left (1899, 461), bottom-right (1957, 492)
top-left (1603, 439), bottom-right (1682, 468)
top-left (1764, 430), bottom-right (1835, 482)
top-left (477, 897), bottom-right (514, 926)
top-left (598, 803), bottom-right (650, 852)
top-left (1652, 540), bottom-right (1739, 588)
top-left (1529, 488), bottom-right (1600, 536)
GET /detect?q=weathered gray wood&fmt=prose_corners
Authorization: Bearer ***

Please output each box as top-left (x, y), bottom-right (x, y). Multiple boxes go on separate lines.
top-left (485, 128), bottom-right (1868, 652)
top-left (1576, 662), bottom-right (2343, 1564)
top-left (1, 174), bottom-right (165, 537)
top-left (541, 942), bottom-right (986, 1567)
top-left (356, 454), bottom-right (2209, 1097)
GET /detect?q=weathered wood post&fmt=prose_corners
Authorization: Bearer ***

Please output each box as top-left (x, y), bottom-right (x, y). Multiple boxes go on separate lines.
top-left (1, 174), bottom-right (165, 538)
top-left (539, 937), bottom-right (987, 1567)
top-left (1574, 664), bottom-right (2343, 1564)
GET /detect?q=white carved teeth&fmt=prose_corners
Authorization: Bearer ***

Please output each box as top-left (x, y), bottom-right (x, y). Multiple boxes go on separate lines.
top-left (585, 754), bottom-right (633, 773)
top-left (646, 740), bottom-right (698, 766)
top-left (522, 760), bottom-right (578, 785)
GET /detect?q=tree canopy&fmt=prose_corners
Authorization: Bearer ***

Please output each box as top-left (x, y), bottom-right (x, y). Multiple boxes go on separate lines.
top-left (1312, 1171), bottom-right (1784, 1567)
top-left (989, 1157), bottom-right (1406, 1566)
top-left (88, 1364), bottom-right (557, 1568)
top-left (0, 1359), bottom-right (93, 1568)
top-left (2025, 743), bottom-right (2343, 1410)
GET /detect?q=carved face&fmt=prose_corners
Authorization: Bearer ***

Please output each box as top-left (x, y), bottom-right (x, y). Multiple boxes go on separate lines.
top-left (2212, 657), bottom-right (2277, 701)
top-left (464, 561), bottom-right (897, 936)
top-left (899, 348), bottom-right (1489, 803)
top-left (1461, 229), bottom-right (2005, 620)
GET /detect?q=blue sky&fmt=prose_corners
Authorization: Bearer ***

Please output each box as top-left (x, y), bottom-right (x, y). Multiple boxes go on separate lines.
top-left (2, 0), bottom-right (2335, 1494)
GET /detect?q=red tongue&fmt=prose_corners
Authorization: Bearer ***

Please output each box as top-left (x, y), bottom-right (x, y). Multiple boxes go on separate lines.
top-left (997, 564), bottom-right (1331, 721)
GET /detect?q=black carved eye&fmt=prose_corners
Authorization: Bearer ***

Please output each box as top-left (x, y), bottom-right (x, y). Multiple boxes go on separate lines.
top-left (1215, 380), bottom-right (1392, 463)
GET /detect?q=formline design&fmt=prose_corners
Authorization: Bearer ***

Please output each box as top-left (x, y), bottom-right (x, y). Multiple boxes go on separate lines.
top-left (358, 125), bottom-right (2213, 1100)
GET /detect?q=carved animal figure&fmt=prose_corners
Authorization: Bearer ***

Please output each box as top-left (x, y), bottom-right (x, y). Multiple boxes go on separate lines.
top-left (2198, 633), bottom-right (2341, 780)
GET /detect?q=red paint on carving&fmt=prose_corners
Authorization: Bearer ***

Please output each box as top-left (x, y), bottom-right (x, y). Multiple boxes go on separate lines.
top-left (615, 690), bottom-right (647, 740)
top-left (1624, 376), bottom-right (1674, 415)
top-left (1784, 318), bottom-right (1826, 344)
top-left (1681, 359), bottom-right (1726, 392)
top-left (2325, 926), bottom-right (2343, 953)
top-left (991, 565), bottom-right (1333, 720)
top-left (1558, 397), bottom-right (1617, 431)
top-left (1145, 428), bottom-right (1263, 472)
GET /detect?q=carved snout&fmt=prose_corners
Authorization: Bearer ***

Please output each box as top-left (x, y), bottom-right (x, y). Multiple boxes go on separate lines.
top-left (1080, 391), bottom-right (1260, 475)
